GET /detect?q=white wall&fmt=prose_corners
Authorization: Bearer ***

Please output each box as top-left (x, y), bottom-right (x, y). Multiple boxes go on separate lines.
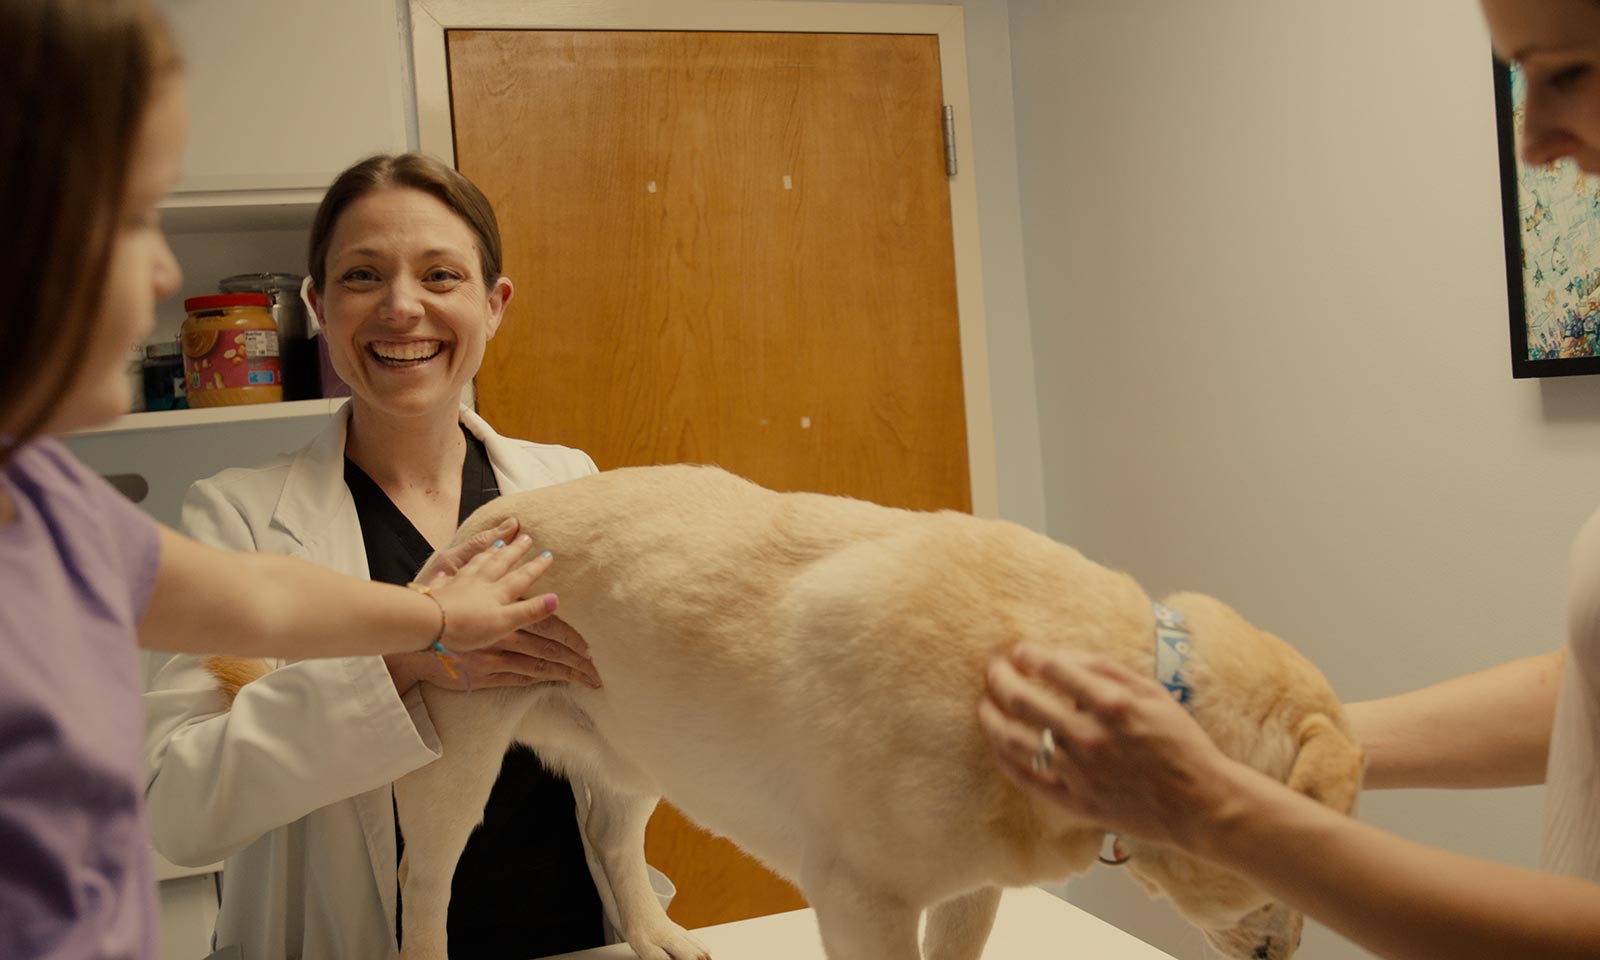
top-left (1011, 1), bottom-right (1600, 958)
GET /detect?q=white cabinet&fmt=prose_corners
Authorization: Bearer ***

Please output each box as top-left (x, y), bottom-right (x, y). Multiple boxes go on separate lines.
top-left (159, 0), bottom-right (410, 199)
top-left (154, 854), bottom-right (222, 960)
top-left (83, 1), bottom-right (414, 435)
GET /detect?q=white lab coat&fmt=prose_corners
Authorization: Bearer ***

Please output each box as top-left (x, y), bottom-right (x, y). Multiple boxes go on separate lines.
top-left (142, 405), bottom-right (671, 960)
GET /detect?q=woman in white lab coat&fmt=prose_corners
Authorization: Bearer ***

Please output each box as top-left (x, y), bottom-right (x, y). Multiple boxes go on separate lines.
top-left (143, 154), bottom-right (671, 960)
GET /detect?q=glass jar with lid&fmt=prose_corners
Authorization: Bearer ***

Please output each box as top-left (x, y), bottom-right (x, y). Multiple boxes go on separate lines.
top-left (181, 293), bottom-right (282, 407)
top-left (218, 273), bottom-right (317, 400)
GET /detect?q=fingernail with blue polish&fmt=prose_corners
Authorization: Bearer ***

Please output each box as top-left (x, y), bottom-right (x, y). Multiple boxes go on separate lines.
top-left (539, 550), bottom-right (552, 560)
top-left (492, 539), bottom-right (506, 549)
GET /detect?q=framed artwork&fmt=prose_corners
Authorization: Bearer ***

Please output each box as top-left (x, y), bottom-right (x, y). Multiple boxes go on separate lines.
top-left (1495, 60), bottom-right (1600, 378)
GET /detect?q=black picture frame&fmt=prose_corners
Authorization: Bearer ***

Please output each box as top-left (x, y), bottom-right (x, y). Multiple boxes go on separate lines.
top-left (1495, 59), bottom-right (1600, 378)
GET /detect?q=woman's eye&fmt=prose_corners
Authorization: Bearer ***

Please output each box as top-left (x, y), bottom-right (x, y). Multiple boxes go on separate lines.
top-left (424, 269), bottom-right (462, 284)
top-left (1548, 65), bottom-right (1590, 92)
top-left (341, 268), bottom-right (379, 283)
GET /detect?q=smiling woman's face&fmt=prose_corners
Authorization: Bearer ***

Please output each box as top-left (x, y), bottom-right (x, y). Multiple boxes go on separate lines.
top-left (307, 186), bottom-right (512, 422)
top-left (1483, 0), bottom-right (1600, 171)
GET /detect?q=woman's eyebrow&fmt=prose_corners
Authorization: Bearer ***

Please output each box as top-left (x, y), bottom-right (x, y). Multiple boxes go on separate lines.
top-left (337, 246), bottom-right (469, 261)
top-left (1510, 42), bottom-right (1581, 64)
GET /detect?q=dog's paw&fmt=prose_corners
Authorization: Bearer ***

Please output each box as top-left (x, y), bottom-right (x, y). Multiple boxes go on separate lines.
top-left (624, 921), bottom-right (712, 960)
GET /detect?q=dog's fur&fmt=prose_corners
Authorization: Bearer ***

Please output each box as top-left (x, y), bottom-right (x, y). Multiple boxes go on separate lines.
top-left (211, 464), bottom-right (1362, 960)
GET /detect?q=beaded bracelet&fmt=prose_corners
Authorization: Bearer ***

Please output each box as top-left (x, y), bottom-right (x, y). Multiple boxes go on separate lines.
top-left (406, 582), bottom-right (461, 681)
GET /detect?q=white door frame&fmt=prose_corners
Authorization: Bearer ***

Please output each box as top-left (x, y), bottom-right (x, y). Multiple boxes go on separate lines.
top-left (409, 0), bottom-right (998, 518)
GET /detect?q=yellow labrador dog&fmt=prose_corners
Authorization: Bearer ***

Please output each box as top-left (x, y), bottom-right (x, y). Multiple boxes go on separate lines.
top-left (380, 464), bottom-right (1362, 960)
top-left (210, 464), bottom-right (1360, 960)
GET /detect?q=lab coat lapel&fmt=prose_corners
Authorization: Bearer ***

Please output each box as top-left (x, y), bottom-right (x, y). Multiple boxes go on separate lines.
top-left (462, 407), bottom-right (560, 496)
top-left (270, 404), bottom-right (369, 576)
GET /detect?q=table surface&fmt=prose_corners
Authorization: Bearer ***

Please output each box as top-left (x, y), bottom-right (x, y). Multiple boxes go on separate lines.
top-left (544, 886), bottom-right (1178, 959)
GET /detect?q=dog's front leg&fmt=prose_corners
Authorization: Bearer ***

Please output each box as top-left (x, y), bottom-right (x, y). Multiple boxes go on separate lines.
top-left (394, 688), bottom-right (528, 960)
top-left (585, 782), bottom-right (711, 960)
top-left (922, 886), bottom-right (1001, 960)
top-left (801, 856), bottom-right (922, 960)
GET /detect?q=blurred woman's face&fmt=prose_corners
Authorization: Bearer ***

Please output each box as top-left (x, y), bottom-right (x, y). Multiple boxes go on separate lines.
top-left (306, 187), bottom-right (512, 423)
top-left (1483, 0), bottom-right (1600, 171)
top-left (44, 78), bottom-right (184, 435)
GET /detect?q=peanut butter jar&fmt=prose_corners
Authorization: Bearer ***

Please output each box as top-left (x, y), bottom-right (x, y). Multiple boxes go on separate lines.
top-left (181, 293), bottom-right (283, 407)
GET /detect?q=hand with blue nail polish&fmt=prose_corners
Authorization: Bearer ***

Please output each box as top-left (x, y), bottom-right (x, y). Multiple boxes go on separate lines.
top-left (390, 520), bottom-right (599, 695)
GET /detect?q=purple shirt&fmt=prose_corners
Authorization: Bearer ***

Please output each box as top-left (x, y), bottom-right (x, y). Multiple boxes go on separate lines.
top-left (0, 438), bottom-right (162, 959)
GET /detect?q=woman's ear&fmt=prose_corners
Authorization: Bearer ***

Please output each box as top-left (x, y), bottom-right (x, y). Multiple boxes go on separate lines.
top-left (485, 275), bottom-right (514, 341)
top-left (301, 276), bottom-right (325, 335)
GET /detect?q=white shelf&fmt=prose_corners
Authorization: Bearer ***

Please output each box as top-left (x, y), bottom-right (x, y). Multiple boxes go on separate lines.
top-left (160, 189), bottom-right (325, 234)
top-left (72, 398), bottom-right (348, 437)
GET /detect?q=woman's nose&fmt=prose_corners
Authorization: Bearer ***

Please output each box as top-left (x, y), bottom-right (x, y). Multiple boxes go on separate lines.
top-left (1520, 88), bottom-right (1584, 168)
top-left (380, 277), bottom-right (425, 321)
top-left (153, 231), bottom-right (182, 301)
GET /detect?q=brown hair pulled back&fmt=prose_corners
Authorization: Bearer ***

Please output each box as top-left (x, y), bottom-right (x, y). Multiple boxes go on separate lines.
top-left (307, 153), bottom-right (504, 292)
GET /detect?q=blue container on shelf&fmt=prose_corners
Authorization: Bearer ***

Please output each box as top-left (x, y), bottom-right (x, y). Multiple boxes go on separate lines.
top-left (141, 338), bottom-right (188, 411)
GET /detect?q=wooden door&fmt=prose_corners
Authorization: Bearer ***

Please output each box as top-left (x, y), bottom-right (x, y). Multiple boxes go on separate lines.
top-left (449, 29), bottom-right (970, 928)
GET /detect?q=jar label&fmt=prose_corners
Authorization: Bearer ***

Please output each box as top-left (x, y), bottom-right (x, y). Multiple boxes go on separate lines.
top-left (184, 328), bottom-right (281, 395)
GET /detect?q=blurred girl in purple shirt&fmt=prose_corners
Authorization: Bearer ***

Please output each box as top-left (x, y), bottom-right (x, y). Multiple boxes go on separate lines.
top-left (0, 3), bottom-right (590, 956)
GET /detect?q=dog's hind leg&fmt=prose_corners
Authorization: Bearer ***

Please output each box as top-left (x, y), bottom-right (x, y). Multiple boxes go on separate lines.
top-left (802, 860), bottom-right (922, 960)
top-left (583, 782), bottom-right (710, 960)
top-left (922, 886), bottom-right (1001, 960)
top-left (394, 688), bottom-right (528, 960)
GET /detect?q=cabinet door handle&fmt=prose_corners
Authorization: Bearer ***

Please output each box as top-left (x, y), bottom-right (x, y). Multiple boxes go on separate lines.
top-left (103, 473), bottom-right (149, 504)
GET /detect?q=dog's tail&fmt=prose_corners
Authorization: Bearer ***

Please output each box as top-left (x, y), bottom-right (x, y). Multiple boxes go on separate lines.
top-left (202, 655), bottom-right (271, 705)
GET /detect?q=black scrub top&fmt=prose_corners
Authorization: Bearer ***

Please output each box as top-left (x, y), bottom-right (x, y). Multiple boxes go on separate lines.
top-left (344, 426), bottom-right (606, 959)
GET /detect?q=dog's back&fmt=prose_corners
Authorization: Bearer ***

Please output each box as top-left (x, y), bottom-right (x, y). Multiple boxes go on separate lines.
top-left (457, 465), bottom-right (1156, 895)
top-left (399, 464), bottom-right (1359, 960)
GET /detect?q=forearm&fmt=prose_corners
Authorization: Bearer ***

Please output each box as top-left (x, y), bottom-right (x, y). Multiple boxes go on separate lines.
top-left (1346, 650), bottom-right (1563, 789)
top-left (1196, 762), bottom-right (1600, 960)
top-left (245, 552), bottom-right (437, 656)
top-left (143, 525), bottom-right (438, 657)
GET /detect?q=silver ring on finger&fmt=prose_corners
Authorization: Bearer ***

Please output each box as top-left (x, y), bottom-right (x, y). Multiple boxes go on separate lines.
top-left (1031, 726), bottom-right (1057, 774)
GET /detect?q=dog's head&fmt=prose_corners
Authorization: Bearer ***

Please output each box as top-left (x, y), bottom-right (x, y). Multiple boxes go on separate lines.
top-left (1120, 712), bottom-right (1363, 960)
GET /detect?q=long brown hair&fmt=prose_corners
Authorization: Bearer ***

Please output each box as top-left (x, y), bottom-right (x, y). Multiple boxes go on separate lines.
top-left (0, 0), bottom-right (180, 462)
top-left (307, 153), bottom-right (504, 291)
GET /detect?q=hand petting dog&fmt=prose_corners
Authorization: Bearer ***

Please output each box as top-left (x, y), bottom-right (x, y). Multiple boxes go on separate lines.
top-left (980, 643), bottom-right (1242, 853)
top-left (385, 517), bottom-right (601, 696)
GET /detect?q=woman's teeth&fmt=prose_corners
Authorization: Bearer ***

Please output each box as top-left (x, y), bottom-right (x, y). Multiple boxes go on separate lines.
top-left (370, 341), bottom-right (443, 366)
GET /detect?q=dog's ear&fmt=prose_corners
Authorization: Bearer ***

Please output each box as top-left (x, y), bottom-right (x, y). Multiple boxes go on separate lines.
top-left (1285, 713), bottom-right (1364, 814)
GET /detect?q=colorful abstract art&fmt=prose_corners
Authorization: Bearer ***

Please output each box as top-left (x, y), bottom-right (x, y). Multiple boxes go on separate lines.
top-left (1496, 60), bottom-right (1600, 377)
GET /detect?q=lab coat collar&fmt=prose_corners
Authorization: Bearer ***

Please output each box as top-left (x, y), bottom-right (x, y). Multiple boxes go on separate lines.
top-left (271, 403), bottom-right (558, 551)
top-left (464, 406), bottom-right (563, 496)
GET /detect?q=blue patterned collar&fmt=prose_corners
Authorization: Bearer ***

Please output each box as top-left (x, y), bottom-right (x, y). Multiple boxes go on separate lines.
top-left (1152, 602), bottom-right (1195, 706)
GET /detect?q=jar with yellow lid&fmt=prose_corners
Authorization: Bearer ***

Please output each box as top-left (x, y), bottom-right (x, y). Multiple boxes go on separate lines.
top-left (181, 293), bottom-right (283, 407)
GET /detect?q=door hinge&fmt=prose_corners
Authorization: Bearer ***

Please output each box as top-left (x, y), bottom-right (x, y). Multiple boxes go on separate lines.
top-left (942, 104), bottom-right (957, 177)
